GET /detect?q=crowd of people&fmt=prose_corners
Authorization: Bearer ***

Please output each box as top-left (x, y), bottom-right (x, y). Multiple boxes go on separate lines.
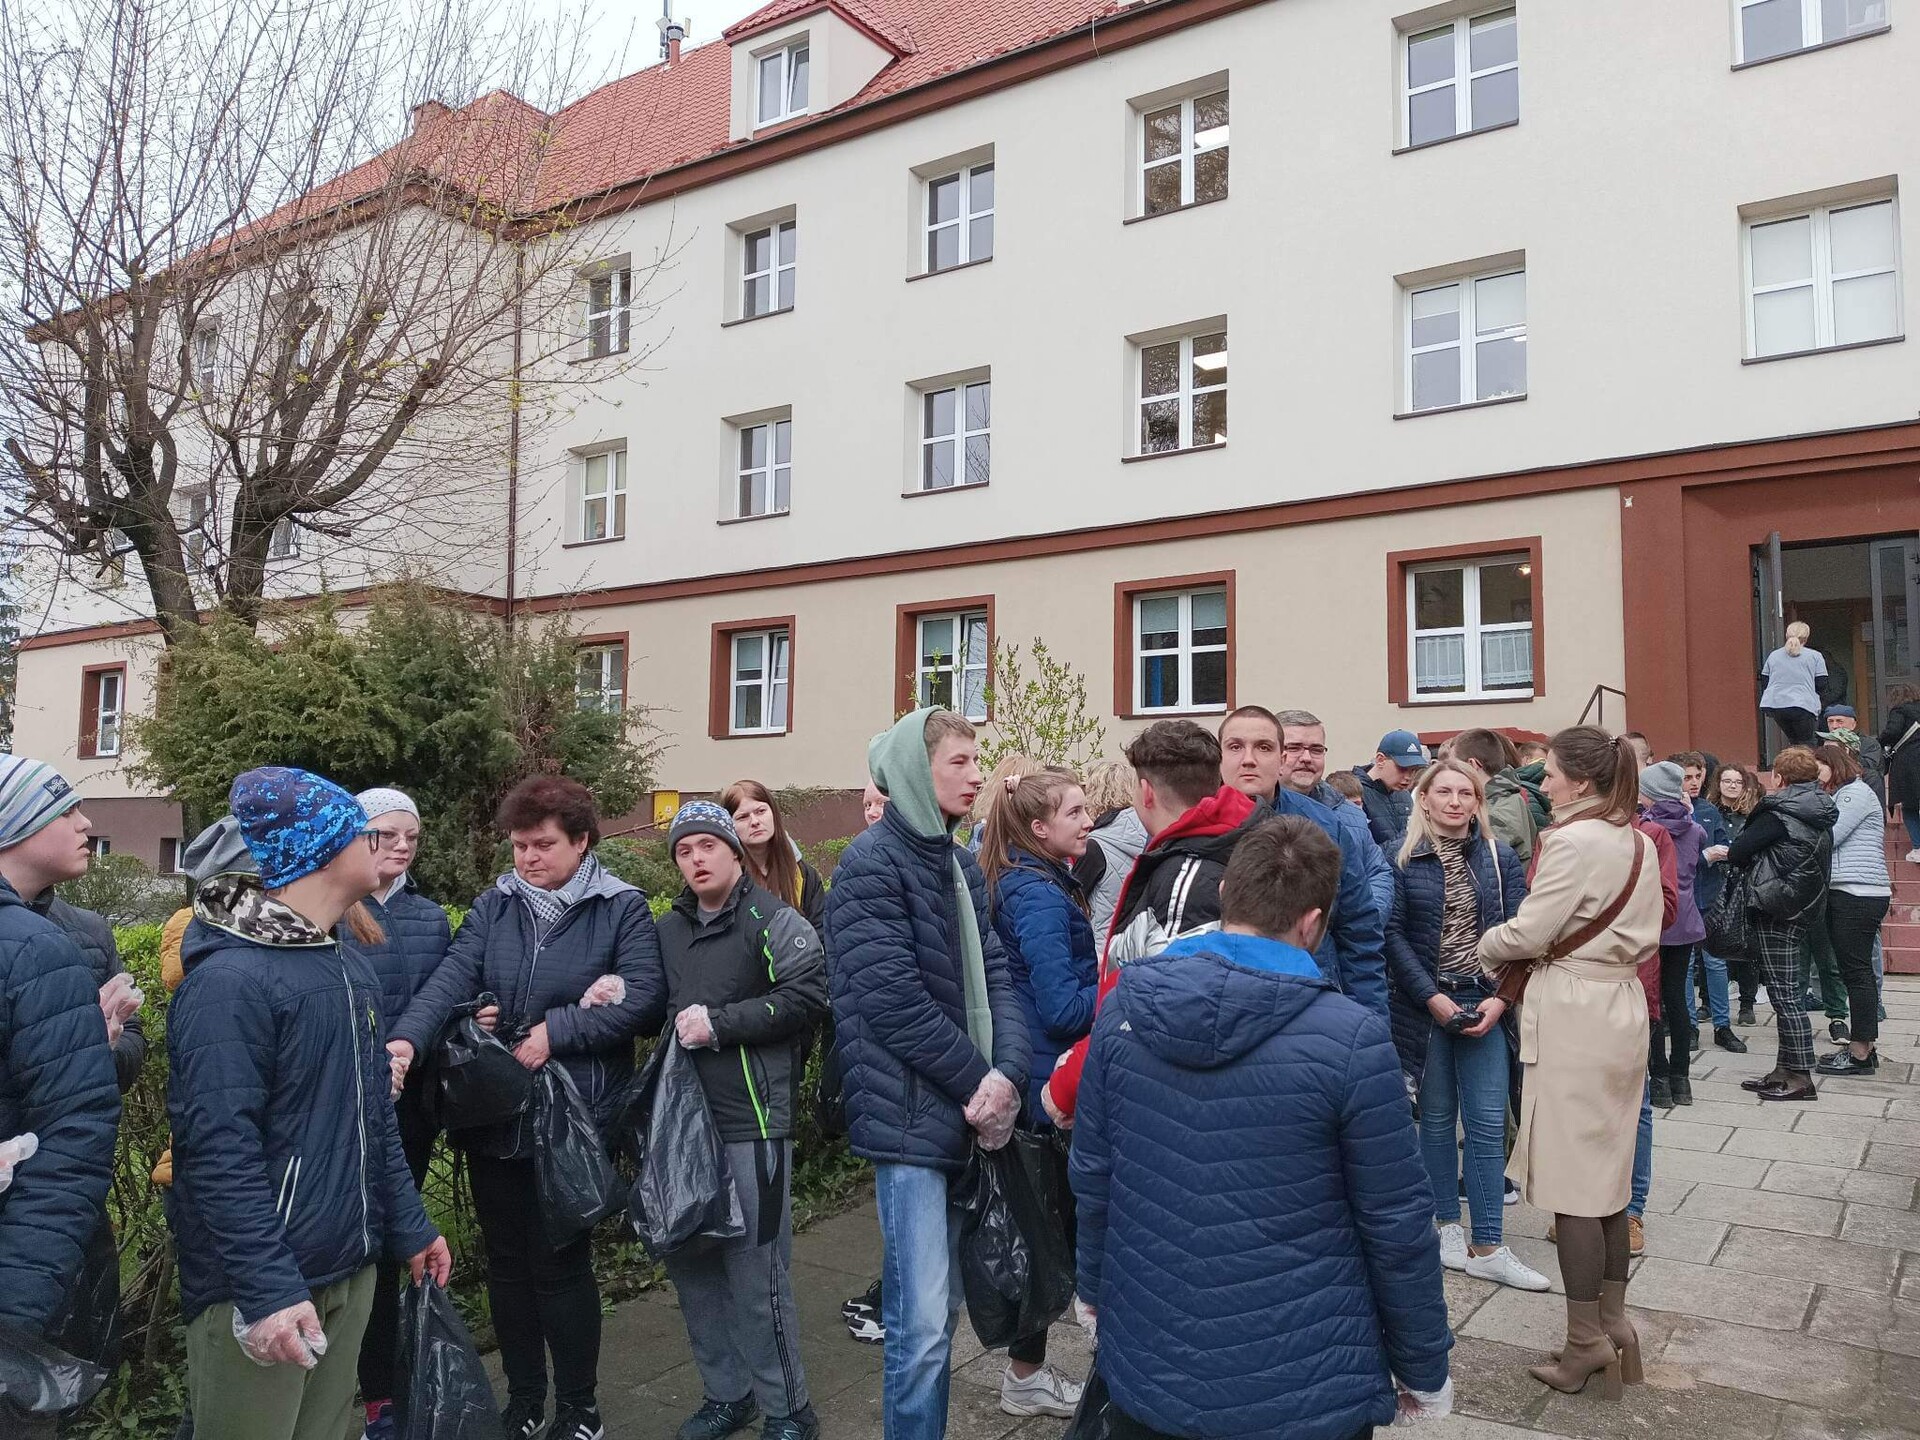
top-left (0, 678), bottom-right (1908, 1440)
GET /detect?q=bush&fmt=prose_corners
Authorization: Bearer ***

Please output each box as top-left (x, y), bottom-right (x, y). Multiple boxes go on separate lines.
top-left (56, 855), bottom-right (181, 928)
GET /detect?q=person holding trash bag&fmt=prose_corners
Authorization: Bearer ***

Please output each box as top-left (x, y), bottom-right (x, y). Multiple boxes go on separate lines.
top-left (1070, 817), bottom-right (1452, 1440)
top-left (824, 708), bottom-right (1031, 1440)
top-left (0, 757), bottom-right (122, 1439)
top-left (652, 800), bottom-right (827, 1440)
top-left (346, 788), bottom-right (454, 1440)
top-left (385, 775), bottom-right (664, 1440)
top-left (166, 768), bottom-right (450, 1440)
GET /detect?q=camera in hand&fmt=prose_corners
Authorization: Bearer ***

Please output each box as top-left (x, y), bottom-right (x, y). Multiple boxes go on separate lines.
top-left (1443, 1008), bottom-right (1481, 1035)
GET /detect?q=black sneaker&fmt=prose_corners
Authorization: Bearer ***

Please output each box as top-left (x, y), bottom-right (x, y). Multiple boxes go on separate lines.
top-left (761, 1406), bottom-right (821, 1440)
top-left (1830, 1020), bottom-right (1851, 1043)
top-left (1816, 1049), bottom-right (1879, 1077)
top-left (551, 1407), bottom-right (604, 1440)
top-left (679, 1397), bottom-right (760, 1440)
top-left (843, 1278), bottom-right (883, 1344)
top-left (1649, 1073), bottom-right (1673, 1109)
top-left (1737, 1006), bottom-right (1757, 1027)
top-left (1669, 1075), bottom-right (1693, 1106)
top-left (502, 1399), bottom-right (546, 1440)
top-left (1714, 1026), bottom-right (1749, 1054)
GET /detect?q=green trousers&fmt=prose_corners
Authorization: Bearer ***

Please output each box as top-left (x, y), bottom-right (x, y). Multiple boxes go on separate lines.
top-left (1801, 894), bottom-right (1849, 1020)
top-left (185, 1265), bottom-right (377, 1440)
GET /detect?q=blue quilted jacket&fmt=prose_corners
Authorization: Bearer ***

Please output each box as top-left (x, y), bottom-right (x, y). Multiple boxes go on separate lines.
top-left (990, 849), bottom-right (1096, 1124)
top-left (1070, 932), bottom-right (1450, 1440)
top-left (1384, 825), bottom-right (1529, 1085)
top-left (1271, 789), bottom-right (1390, 1021)
top-left (0, 881), bottom-right (120, 1334)
top-left (823, 807), bottom-right (1031, 1171)
top-left (352, 880), bottom-right (453, 1032)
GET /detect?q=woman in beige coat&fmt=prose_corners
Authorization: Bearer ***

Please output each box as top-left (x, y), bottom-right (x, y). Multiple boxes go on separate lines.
top-left (1479, 726), bottom-right (1663, 1402)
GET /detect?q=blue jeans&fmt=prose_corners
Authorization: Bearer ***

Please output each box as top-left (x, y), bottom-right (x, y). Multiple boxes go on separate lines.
top-left (1693, 949), bottom-right (1731, 1029)
top-left (1628, 1076), bottom-right (1653, 1219)
top-left (1419, 1018), bottom-right (1510, 1247)
top-left (874, 1162), bottom-right (965, 1440)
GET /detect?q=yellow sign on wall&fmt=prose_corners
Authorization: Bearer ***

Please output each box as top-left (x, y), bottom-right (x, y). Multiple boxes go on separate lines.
top-left (651, 790), bottom-right (681, 827)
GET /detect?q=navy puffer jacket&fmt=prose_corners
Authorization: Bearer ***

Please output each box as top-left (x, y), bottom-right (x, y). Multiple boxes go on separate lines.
top-left (0, 881), bottom-right (120, 1334)
top-left (1385, 826), bottom-right (1529, 1085)
top-left (1071, 932), bottom-right (1450, 1440)
top-left (166, 880), bottom-right (437, 1325)
top-left (35, 895), bottom-right (147, 1092)
top-left (823, 808), bottom-right (1031, 1171)
top-left (388, 868), bottom-right (666, 1160)
top-left (990, 849), bottom-right (1096, 1124)
top-left (352, 880), bottom-right (453, 1031)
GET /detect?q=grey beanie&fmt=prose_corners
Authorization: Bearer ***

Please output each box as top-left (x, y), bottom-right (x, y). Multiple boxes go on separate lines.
top-left (181, 815), bottom-right (257, 883)
top-left (1640, 761), bottom-right (1687, 805)
top-left (667, 799), bottom-right (744, 857)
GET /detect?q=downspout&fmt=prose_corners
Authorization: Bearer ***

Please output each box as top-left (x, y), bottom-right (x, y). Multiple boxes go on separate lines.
top-left (504, 243), bottom-right (524, 632)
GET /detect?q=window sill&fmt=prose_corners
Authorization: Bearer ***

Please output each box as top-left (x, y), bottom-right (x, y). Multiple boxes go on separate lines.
top-left (717, 510), bottom-right (791, 526)
top-left (562, 535), bottom-right (627, 549)
top-left (902, 481), bottom-right (989, 498)
top-left (722, 306), bottom-right (795, 329)
top-left (1392, 119), bottom-right (1519, 157)
top-left (1732, 25), bottom-right (1891, 70)
top-left (1121, 442), bottom-right (1226, 465)
top-left (1742, 333), bottom-right (1904, 366)
top-left (715, 728), bottom-right (792, 740)
top-left (1122, 193), bottom-right (1228, 226)
top-left (907, 257), bottom-right (993, 284)
top-left (1399, 694), bottom-right (1537, 708)
top-left (1393, 393), bottom-right (1527, 421)
top-left (1120, 706), bottom-right (1230, 721)
top-left (567, 347), bottom-right (632, 366)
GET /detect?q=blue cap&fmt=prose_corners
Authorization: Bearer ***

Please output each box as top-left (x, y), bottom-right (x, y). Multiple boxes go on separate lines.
top-left (1377, 730), bottom-right (1427, 767)
top-left (229, 767), bottom-right (369, 890)
top-left (1822, 705), bottom-right (1856, 721)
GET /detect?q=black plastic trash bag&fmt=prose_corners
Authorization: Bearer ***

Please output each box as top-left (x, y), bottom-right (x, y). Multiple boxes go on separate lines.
top-left (955, 1132), bottom-right (1075, 1350)
top-left (621, 1036), bottom-right (745, 1258)
top-left (433, 992), bottom-right (532, 1133)
top-left (1703, 867), bottom-right (1759, 961)
top-left (392, 1280), bottom-right (503, 1440)
top-left (1061, 1368), bottom-right (1115, 1440)
top-left (532, 1065), bottom-right (621, 1249)
top-left (0, 1321), bottom-right (106, 1418)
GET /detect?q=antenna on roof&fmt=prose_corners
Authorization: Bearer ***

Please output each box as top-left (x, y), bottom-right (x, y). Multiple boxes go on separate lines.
top-left (657, 3), bottom-right (688, 63)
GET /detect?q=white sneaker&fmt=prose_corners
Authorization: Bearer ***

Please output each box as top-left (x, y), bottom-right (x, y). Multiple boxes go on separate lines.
top-left (1464, 1245), bottom-right (1552, 1291)
top-left (1000, 1364), bottom-right (1084, 1418)
top-left (1906, 849), bottom-right (1920, 865)
top-left (1437, 1222), bottom-right (1469, 1271)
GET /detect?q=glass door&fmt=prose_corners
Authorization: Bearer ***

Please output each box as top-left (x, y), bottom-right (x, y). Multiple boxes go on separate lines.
top-left (1870, 535), bottom-right (1920, 735)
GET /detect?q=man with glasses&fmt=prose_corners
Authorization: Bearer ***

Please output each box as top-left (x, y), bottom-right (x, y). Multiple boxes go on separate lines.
top-left (1274, 709), bottom-right (1398, 929)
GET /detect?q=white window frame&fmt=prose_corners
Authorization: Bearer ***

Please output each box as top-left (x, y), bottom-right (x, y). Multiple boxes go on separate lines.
top-left (86, 837), bottom-right (111, 858)
top-left (1136, 329), bottom-right (1227, 455)
top-left (730, 628), bottom-right (791, 734)
top-left (161, 838), bottom-right (185, 875)
top-left (1402, 9), bottom-right (1518, 147)
top-left (191, 320), bottom-right (221, 392)
top-left (915, 611), bottom-right (990, 720)
top-left (579, 449), bottom-right (629, 541)
top-left (756, 42), bottom-right (810, 127)
top-left (183, 490), bottom-right (212, 571)
top-left (1138, 89), bottom-right (1229, 215)
top-left (94, 669), bottom-right (124, 757)
top-left (585, 268), bottom-right (631, 358)
top-left (1132, 587), bottom-right (1229, 714)
top-left (919, 379), bottom-right (991, 490)
top-left (1404, 267), bottom-right (1527, 413)
top-left (742, 220), bottom-right (797, 318)
top-left (575, 643), bottom-right (626, 713)
top-left (925, 163), bottom-right (994, 273)
top-left (1406, 555), bottom-right (1535, 701)
top-left (736, 418), bottom-right (792, 518)
top-left (267, 517), bottom-right (300, 561)
top-left (1744, 196), bottom-right (1903, 358)
top-left (1736, 0), bottom-right (1890, 63)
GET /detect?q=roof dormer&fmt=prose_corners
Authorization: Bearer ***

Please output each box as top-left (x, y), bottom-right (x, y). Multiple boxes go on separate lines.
top-left (725, 0), bottom-right (906, 142)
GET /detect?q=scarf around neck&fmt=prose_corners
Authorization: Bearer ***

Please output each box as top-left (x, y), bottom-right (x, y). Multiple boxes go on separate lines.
top-left (508, 852), bottom-right (604, 942)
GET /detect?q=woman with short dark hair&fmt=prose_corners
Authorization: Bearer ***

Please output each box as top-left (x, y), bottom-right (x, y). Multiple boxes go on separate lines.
top-left (386, 776), bottom-right (665, 1440)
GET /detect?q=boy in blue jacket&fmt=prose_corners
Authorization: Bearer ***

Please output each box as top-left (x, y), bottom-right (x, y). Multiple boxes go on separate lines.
top-left (1071, 816), bottom-right (1451, 1440)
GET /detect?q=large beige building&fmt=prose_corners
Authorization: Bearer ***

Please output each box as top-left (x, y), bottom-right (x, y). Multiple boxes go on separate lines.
top-left (13, 0), bottom-right (1920, 865)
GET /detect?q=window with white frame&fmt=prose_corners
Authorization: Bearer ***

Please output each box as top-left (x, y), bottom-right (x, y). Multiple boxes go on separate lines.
top-left (916, 611), bottom-right (989, 720)
top-left (579, 449), bottom-right (628, 541)
top-left (86, 837), bottom-right (112, 858)
top-left (920, 380), bottom-right (990, 489)
top-left (575, 642), bottom-right (626, 712)
top-left (1408, 555), bottom-right (1534, 699)
top-left (1746, 196), bottom-right (1901, 358)
top-left (1137, 329), bottom-right (1227, 454)
top-left (586, 268), bottom-right (631, 358)
top-left (1738, 0), bottom-right (1888, 63)
top-left (743, 221), bottom-right (796, 318)
top-left (1134, 588), bottom-right (1228, 713)
top-left (98, 529), bottom-right (129, 587)
top-left (756, 43), bottom-right (809, 126)
top-left (1403, 9), bottom-right (1518, 148)
top-left (737, 419), bottom-right (792, 517)
top-left (926, 164), bottom-right (993, 272)
top-left (267, 517), bottom-right (300, 561)
top-left (94, 670), bottom-right (124, 757)
top-left (191, 320), bottom-right (221, 391)
top-left (731, 628), bottom-right (790, 733)
top-left (1406, 268), bottom-right (1526, 412)
top-left (161, 838), bottom-right (184, 875)
top-left (1140, 89), bottom-right (1228, 216)
top-left (183, 490), bottom-right (211, 571)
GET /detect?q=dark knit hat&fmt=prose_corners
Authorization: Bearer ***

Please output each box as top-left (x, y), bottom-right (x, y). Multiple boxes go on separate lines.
top-left (668, 799), bottom-right (743, 857)
top-left (229, 767), bottom-right (368, 889)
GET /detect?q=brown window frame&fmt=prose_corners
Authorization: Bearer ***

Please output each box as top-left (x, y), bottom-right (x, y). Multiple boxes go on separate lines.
top-left (78, 663), bottom-right (127, 759)
top-left (1385, 536), bottom-right (1545, 707)
top-left (894, 595), bottom-right (996, 720)
top-left (1112, 570), bottom-right (1236, 720)
top-left (709, 615), bottom-right (797, 740)
top-left (573, 631), bottom-right (631, 713)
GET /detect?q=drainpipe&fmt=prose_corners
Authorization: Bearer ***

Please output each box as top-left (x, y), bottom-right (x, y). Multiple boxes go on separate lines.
top-left (504, 244), bottom-right (524, 631)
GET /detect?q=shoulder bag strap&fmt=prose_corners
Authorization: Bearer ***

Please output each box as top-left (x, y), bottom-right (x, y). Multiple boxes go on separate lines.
top-left (1889, 720), bottom-right (1920, 758)
top-left (1494, 827), bottom-right (1646, 1011)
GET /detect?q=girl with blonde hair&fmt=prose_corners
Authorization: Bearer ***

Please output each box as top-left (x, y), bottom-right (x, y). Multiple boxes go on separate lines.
top-left (1760, 620), bottom-right (1828, 750)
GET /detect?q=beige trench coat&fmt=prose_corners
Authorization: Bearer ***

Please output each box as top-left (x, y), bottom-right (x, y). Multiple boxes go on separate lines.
top-left (1478, 798), bottom-right (1663, 1216)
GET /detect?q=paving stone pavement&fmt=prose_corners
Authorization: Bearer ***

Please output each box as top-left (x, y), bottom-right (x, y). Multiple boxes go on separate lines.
top-left (552, 978), bottom-right (1920, 1439)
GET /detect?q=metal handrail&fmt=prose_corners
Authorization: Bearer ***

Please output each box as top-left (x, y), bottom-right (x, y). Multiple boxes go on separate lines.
top-left (1578, 683), bottom-right (1628, 730)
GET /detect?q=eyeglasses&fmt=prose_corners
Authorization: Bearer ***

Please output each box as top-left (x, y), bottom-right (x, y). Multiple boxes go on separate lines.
top-left (363, 830), bottom-right (417, 853)
top-left (1282, 743), bottom-right (1329, 757)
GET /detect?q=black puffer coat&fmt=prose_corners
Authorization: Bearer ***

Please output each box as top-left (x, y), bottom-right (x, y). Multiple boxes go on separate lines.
top-left (1730, 782), bottom-right (1837, 923)
top-left (1881, 701), bottom-right (1920, 811)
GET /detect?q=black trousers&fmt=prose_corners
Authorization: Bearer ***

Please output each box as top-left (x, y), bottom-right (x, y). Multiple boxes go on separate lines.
top-left (469, 1151), bottom-right (603, 1409)
top-left (1829, 891), bottom-right (1891, 1045)
top-left (1653, 945), bottom-right (1696, 1079)
top-left (357, 1087), bottom-right (439, 1404)
top-left (1110, 1409), bottom-right (1371, 1440)
top-left (1729, 959), bottom-right (1760, 1010)
top-left (1764, 706), bottom-right (1820, 749)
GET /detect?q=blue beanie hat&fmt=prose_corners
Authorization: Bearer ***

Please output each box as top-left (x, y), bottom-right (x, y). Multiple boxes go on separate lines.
top-left (668, 799), bottom-right (743, 857)
top-left (229, 767), bottom-right (369, 889)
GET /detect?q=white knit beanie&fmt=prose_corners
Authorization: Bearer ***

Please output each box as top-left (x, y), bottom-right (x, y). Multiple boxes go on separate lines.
top-left (356, 787), bottom-right (420, 822)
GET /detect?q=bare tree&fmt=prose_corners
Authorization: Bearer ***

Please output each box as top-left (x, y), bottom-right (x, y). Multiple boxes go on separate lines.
top-left (0, 0), bottom-right (670, 643)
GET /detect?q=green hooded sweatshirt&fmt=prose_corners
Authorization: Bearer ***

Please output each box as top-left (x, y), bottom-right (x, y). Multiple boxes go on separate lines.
top-left (867, 708), bottom-right (993, 1061)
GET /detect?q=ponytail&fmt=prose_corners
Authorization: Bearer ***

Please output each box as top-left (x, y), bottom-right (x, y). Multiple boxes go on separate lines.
top-left (343, 901), bottom-right (386, 945)
top-left (1547, 725), bottom-right (1637, 826)
top-left (1784, 621), bottom-right (1810, 658)
top-left (978, 767), bottom-right (1086, 914)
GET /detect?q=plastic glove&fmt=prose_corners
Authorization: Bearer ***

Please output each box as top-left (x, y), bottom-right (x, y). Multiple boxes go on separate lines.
top-left (1074, 1296), bottom-right (1098, 1348)
top-left (674, 1004), bottom-right (716, 1049)
top-left (580, 974), bottom-right (627, 1009)
top-left (0, 1133), bottom-right (39, 1194)
top-left (964, 1069), bottom-right (1020, 1151)
top-left (233, 1300), bottom-right (327, 1369)
top-left (99, 972), bottom-right (143, 1045)
top-left (1393, 1377), bottom-right (1453, 1424)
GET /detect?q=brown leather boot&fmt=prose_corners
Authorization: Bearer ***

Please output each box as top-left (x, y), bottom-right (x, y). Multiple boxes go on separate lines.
top-left (1598, 1279), bottom-right (1642, 1384)
top-left (1529, 1299), bottom-right (1622, 1399)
